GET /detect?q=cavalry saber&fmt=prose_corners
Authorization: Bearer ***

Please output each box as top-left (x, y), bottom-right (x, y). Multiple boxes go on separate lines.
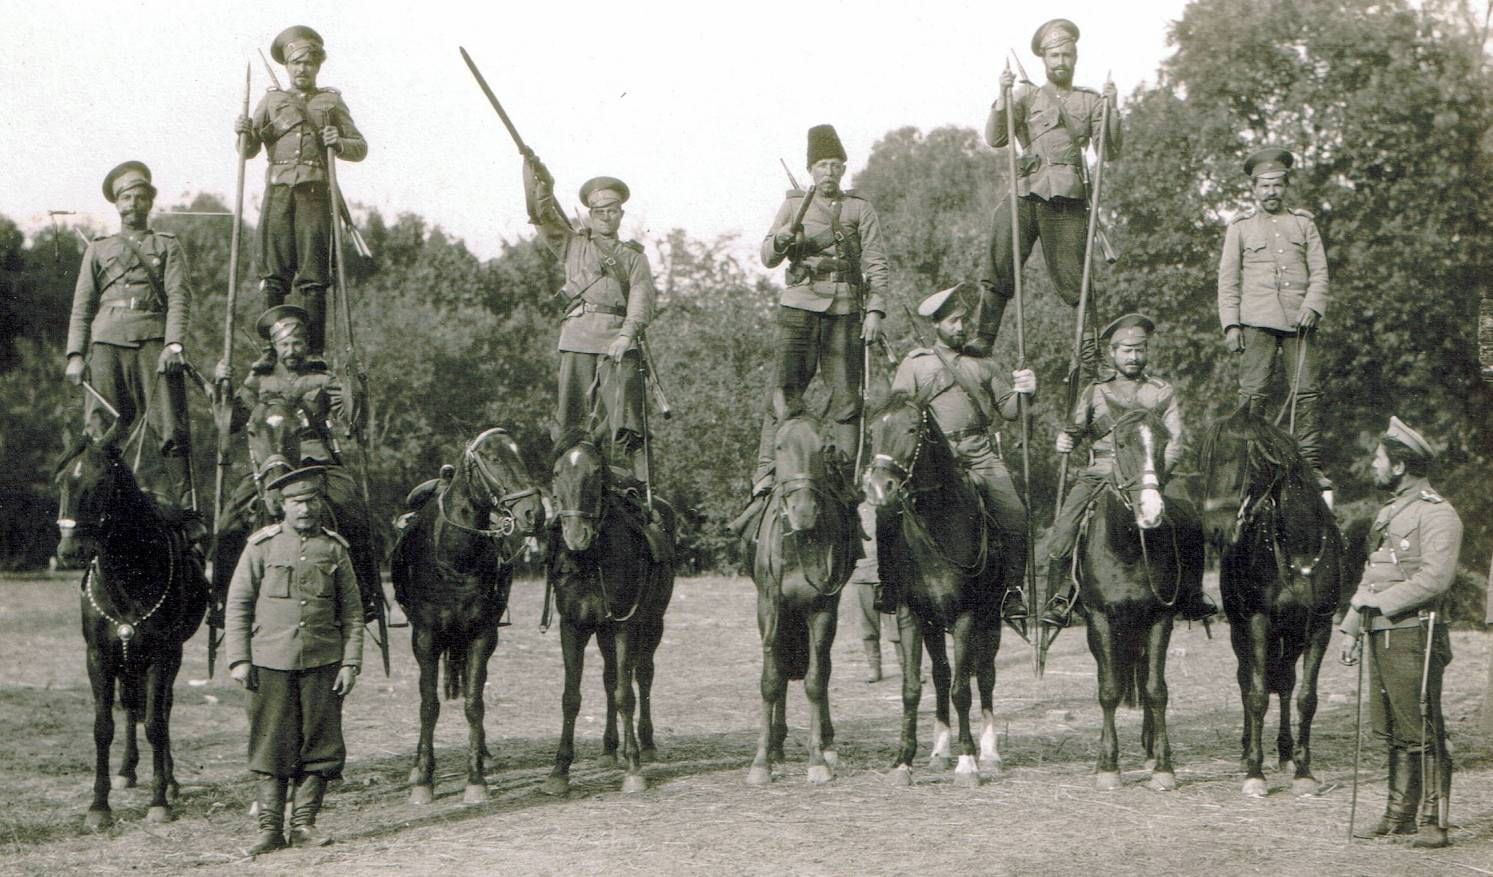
top-left (459, 46), bottom-right (534, 158)
top-left (1419, 610), bottom-right (1447, 833)
top-left (80, 379), bottom-right (121, 420)
top-left (1348, 607), bottom-right (1369, 840)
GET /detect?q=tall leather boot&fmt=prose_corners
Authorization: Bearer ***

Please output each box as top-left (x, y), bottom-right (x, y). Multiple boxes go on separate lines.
top-left (863, 639), bottom-right (882, 684)
top-left (1359, 748), bottom-right (1420, 837)
top-left (246, 774), bottom-right (289, 855)
top-left (288, 773), bottom-right (331, 847)
top-left (252, 282), bottom-right (286, 373)
top-left (1174, 580), bottom-right (1218, 623)
top-left (302, 286), bottom-right (328, 367)
top-left (965, 283), bottom-right (1009, 357)
top-left (999, 538), bottom-right (1029, 627)
top-left (1040, 555), bottom-right (1078, 629)
top-left (1413, 750), bottom-right (1452, 849)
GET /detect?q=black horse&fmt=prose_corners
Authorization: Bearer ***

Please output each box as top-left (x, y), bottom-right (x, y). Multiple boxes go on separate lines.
top-left (544, 438), bottom-right (675, 795)
top-left (389, 427), bottom-right (545, 804)
top-left (1074, 408), bottom-right (1204, 791)
top-left (1199, 408), bottom-right (1343, 797)
top-left (55, 430), bottom-right (206, 829)
top-left (863, 393), bottom-right (1004, 787)
top-left (743, 415), bottom-right (858, 785)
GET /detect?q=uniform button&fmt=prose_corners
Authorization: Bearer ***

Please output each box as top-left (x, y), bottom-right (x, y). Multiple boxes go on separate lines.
top-left (301, 599), bottom-right (308, 606)
top-left (299, 621), bottom-right (306, 627)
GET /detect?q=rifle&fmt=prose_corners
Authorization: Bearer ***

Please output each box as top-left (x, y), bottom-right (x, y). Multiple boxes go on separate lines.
top-left (459, 46), bottom-right (535, 158)
top-left (638, 331), bottom-right (673, 420)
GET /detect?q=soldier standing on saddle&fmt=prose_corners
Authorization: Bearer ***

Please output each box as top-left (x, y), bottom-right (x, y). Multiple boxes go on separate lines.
top-left (1218, 146), bottom-right (1333, 504)
top-left (1039, 314), bottom-right (1215, 628)
top-left (226, 465), bottom-right (363, 856)
top-left (521, 157), bottom-right (657, 484)
top-left (235, 25), bottom-right (367, 371)
top-left (1340, 418), bottom-right (1462, 849)
top-left (974, 18), bottom-right (1121, 356)
top-left (65, 161), bottom-right (200, 539)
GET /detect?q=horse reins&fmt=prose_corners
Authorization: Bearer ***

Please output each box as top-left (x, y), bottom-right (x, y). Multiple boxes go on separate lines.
top-left (871, 406), bottom-right (990, 578)
top-left (1108, 420), bottom-right (1183, 607)
top-left (550, 441), bottom-right (650, 623)
top-left (766, 471), bottom-right (850, 597)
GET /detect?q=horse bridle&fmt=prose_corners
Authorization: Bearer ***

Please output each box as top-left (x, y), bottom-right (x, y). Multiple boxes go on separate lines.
top-left (1106, 417), bottom-right (1182, 607)
top-left (867, 405), bottom-right (927, 498)
top-left (550, 440), bottom-right (608, 526)
top-left (439, 427), bottom-right (540, 541)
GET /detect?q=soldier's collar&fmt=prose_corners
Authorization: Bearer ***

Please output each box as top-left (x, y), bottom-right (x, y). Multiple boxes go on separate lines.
top-left (1391, 475), bottom-right (1429, 498)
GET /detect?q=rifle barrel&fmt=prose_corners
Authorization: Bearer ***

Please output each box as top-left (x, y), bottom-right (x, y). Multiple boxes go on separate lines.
top-left (458, 47), bottom-right (531, 156)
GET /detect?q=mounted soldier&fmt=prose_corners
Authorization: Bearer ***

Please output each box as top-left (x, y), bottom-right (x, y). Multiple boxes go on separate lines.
top-left (65, 160), bottom-right (201, 542)
top-left (235, 25), bottom-right (367, 371)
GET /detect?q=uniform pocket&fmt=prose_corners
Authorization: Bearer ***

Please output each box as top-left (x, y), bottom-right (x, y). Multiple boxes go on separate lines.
top-left (264, 563), bottom-right (293, 599)
top-left (303, 561), bottom-right (338, 598)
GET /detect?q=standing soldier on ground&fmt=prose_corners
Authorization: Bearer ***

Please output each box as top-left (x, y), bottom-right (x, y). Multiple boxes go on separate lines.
top-left (226, 466), bottom-right (364, 856)
top-left (65, 160), bottom-right (200, 539)
top-left (1217, 146), bottom-right (1332, 503)
top-left (1340, 418), bottom-right (1462, 850)
top-left (975, 18), bottom-right (1120, 356)
top-left (235, 25), bottom-right (367, 371)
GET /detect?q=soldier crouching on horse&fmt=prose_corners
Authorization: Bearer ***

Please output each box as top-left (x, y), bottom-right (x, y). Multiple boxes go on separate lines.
top-left (1040, 314), bottom-right (1215, 629)
top-left (226, 466), bottom-right (363, 855)
top-left (1340, 417), bottom-right (1462, 849)
top-left (65, 160), bottom-right (203, 547)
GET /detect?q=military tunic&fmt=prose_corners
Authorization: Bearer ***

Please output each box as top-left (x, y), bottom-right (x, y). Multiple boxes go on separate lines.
top-left (1340, 478), bottom-right (1462, 751)
top-left (225, 522), bottom-right (364, 778)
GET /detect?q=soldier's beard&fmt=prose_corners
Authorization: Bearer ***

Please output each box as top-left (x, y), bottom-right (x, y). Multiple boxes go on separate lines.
top-left (1373, 469), bottom-right (1402, 491)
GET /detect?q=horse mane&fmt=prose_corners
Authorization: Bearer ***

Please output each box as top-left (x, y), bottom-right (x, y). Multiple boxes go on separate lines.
top-left (1198, 406), bottom-right (1316, 490)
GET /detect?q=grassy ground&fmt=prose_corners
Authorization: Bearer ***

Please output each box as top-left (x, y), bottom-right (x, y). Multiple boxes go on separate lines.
top-left (2, 570), bottom-right (1491, 876)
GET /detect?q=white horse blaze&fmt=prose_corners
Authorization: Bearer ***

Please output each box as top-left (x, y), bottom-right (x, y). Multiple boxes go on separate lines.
top-left (1136, 425), bottom-right (1164, 529)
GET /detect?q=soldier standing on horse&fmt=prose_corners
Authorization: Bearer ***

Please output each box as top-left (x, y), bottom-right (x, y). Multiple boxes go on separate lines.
top-left (65, 160), bottom-right (201, 541)
top-left (226, 465), bottom-right (363, 855)
top-left (1040, 314), bottom-right (1215, 628)
top-left (521, 156), bottom-right (657, 486)
top-left (235, 25), bottom-right (367, 371)
top-left (1340, 417), bottom-right (1462, 849)
top-left (974, 18), bottom-right (1121, 356)
top-left (1218, 146), bottom-right (1332, 504)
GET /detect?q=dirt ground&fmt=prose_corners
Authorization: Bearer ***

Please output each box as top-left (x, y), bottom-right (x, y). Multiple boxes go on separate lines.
top-left (2, 570), bottom-right (1491, 877)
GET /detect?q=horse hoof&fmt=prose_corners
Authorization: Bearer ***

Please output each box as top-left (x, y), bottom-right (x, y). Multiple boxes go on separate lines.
top-left (928, 755), bottom-right (950, 772)
top-left (146, 805), bottom-right (172, 824)
top-left (165, 782), bottom-right (180, 805)
top-left (1291, 777), bottom-right (1319, 797)
top-left (409, 785), bottom-right (434, 806)
top-left (890, 765), bottom-right (913, 787)
top-left (821, 749), bottom-right (838, 768)
top-left (807, 765), bottom-right (834, 785)
top-left (407, 767), bottom-right (424, 785)
top-left (639, 747), bottom-right (659, 765)
top-left (1095, 771), bottom-right (1122, 791)
top-left (595, 753), bottom-right (618, 769)
top-left (540, 775), bottom-right (570, 798)
top-left (978, 757), bottom-right (1002, 776)
top-left (621, 773), bottom-right (647, 794)
top-left (1279, 759), bottom-right (1295, 775)
top-left (1142, 758), bottom-right (1157, 772)
top-left (1149, 771), bottom-right (1178, 792)
top-left (111, 775), bottom-right (135, 791)
top-left (84, 809), bottom-right (112, 831)
top-left (953, 770), bottom-right (981, 789)
top-left (1242, 778), bottom-right (1268, 798)
top-left (462, 784), bottom-right (488, 805)
top-left (247, 800), bottom-right (259, 817)
top-left (746, 765), bottom-right (772, 786)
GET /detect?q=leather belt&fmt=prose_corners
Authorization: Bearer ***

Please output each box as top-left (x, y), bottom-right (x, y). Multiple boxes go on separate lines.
top-left (101, 294), bottom-right (160, 311)
top-left (567, 302), bottom-right (626, 318)
top-left (944, 427), bottom-right (986, 442)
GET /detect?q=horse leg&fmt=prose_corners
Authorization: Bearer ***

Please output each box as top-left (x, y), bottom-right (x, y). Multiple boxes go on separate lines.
top-left (1239, 614), bottom-right (1271, 797)
top-left (114, 678), bottom-right (139, 791)
top-left (817, 599), bottom-right (841, 768)
top-left (1087, 613), bottom-right (1123, 790)
top-left (614, 627), bottom-right (646, 794)
top-left (804, 605), bottom-right (837, 785)
top-left (748, 613), bottom-right (785, 786)
top-left (976, 619), bottom-right (1001, 775)
top-left (143, 655), bottom-right (178, 822)
top-left (543, 620), bottom-right (588, 797)
top-left (83, 636), bottom-right (116, 830)
top-left (1145, 616), bottom-right (1177, 791)
top-left (461, 628), bottom-right (498, 804)
top-left (408, 627), bottom-right (440, 804)
top-left (891, 611), bottom-right (923, 785)
top-left (925, 622), bottom-right (953, 772)
top-left (950, 613), bottom-right (980, 787)
top-left (769, 689), bottom-right (788, 763)
top-left (596, 627), bottom-right (619, 768)
top-left (635, 614), bottom-right (663, 763)
top-left (1290, 620), bottom-right (1332, 797)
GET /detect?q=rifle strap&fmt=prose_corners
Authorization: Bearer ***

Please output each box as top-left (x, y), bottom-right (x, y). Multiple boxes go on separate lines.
top-left (115, 234), bottom-right (169, 309)
top-left (930, 346), bottom-right (993, 431)
top-left (590, 234), bottom-right (632, 300)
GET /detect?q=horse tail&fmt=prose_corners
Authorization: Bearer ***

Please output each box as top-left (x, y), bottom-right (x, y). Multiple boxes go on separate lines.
top-left (776, 611), bottom-right (809, 681)
top-left (443, 641), bottom-right (468, 701)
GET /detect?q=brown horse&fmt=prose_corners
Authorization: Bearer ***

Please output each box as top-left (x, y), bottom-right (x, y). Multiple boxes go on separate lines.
top-left (1199, 408), bottom-right (1342, 798)
top-left (743, 415), bottom-right (858, 785)
top-left (544, 438), bottom-right (674, 795)
top-left (55, 430), bottom-right (206, 829)
top-left (390, 427), bottom-right (545, 804)
top-left (863, 393), bottom-right (1003, 787)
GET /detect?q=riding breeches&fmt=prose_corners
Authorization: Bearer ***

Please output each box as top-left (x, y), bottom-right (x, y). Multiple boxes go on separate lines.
top-left (555, 349), bottom-right (645, 446)
top-left (976, 195), bottom-right (1088, 342)
top-left (754, 307), bottom-right (864, 484)
top-left (1043, 466), bottom-right (1108, 560)
top-left (246, 663), bottom-right (346, 779)
top-left (1367, 623), bottom-right (1452, 753)
top-left (1235, 326), bottom-right (1325, 480)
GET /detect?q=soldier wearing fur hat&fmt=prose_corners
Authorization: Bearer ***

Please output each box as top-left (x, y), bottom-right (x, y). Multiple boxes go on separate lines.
top-left (226, 465), bottom-right (363, 855)
top-left (521, 155), bottom-right (658, 483)
top-left (1218, 146), bottom-right (1332, 501)
top-left (975, 18), bottom-right (1121, 355)
top-left (749, 123), bottom-right (890, 497)
top-left (65, 160), bottom-right (198, 522)
top-left (1340, 417), bottom-right (1462, 849)
top-left (1039, 313), bottom-right (1215, 628)
top-left (235, 25), bottom-right (367, 371)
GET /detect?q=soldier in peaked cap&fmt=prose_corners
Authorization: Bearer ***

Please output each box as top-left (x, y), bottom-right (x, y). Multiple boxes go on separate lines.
top-left (226, 464), bottom-right (363, 855)
top-left (974, 18), bottom-right (1121, 355)
top-left (522, 154), bottom-right (658, 485)
top-left (747, 123), bottom-right (890, 501)
top-left (235, 25), bottom-right (367, 371)
top-left (1039, 313), bottom-right (1215, 628)
top-left (65, 160), bottom-right (199, 527)
top-left (1218, 146), bottom-right (1333, 502)
top-left (1340, 417), bottom-right (1462, 849)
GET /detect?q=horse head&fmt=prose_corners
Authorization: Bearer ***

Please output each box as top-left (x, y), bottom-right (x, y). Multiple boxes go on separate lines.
top-left (550, 431), bottom-right (608, 553)
top-left (1110, 407), bottom-right (1171, 531)
top-left (863, 392), bottom-right (936, 509)
top-left (773, 414), bottom-right (830, 533)
top-left (53, 425), bottom-right (133, 565)
top-left (247, 393), bottom-right (314, 486)
top-left (1198, 407), bottom-right (1316, 547)
top-left (462, 427), bottom-right (545, 540)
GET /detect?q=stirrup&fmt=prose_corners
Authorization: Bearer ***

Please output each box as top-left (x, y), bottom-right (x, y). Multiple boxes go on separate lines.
top-left (1041, 593), bottom-right (1079, 629)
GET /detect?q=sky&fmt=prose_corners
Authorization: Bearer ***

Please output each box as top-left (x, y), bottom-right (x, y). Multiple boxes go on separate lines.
top-left (0, 0), bottom-right (1190, 262)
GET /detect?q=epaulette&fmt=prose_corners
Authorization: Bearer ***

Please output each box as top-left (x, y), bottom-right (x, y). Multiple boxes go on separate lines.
top-left (841, 189), bottom-right (864, 200)
top-left (1228, 209), bottom-right (1256, 224)
top-left (621, 239), bottom-right (645, 254)
top-left (785, 188), bottom-right (806, 198)
top-left (1418, 489), bottom-right (1445, 504)
top-left (1290, 207), bottom-right (1314, 219)
top-left (250, 523), bottom-right (282, 544)
top-left (318, 86), bottom-right (341, 95)
top-left (906, 347), bottom-right (935, 358)
top-left (321, 527), bottom-right (350, 547)
top-left (1073, 84), bottom-right (1100, 94)
top-left (1095, 372), bottom-right (1118, 383)
top-left (1145, 375), bottom-right (1173, 390)
top-left (266, 86), bottom-right (282, 93)
top-left (153, 231), bottom-right (177, 238)
top-left (92, 233), bottom-right (112, 242)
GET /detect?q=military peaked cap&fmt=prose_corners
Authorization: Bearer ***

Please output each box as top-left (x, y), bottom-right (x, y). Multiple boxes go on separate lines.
top-left (1101, 313), bottom-right (1155, 345)
top-left (266, 465), bottom-right (328, 498)
top-left (271, 25), bottom-right (326, 64)
top-left (806, 124), bottom-right (847, 167)
top-left (1244, 147), bottom-right (1294, 179)
top-left (102, 161), bottom-right (155, 203)
top-left (917, 284), bottom-right (967, 321)
top-left (1032, 18), bottom-right (1080, 54)
top-left (1381, 416), bottom-right (1435, 460)
top-left (256, 304), bottom-right (312, 341)
top-left (580, 176), bottom-right (630, 206)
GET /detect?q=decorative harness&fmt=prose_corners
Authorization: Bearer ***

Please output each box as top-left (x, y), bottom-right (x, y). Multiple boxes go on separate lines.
top-left (434, 427), bottom-right (541, 560)
top-left (549, 440), bottom-right (651, 624)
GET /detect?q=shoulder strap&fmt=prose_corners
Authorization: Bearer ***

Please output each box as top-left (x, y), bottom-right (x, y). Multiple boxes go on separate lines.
top-left (115, 234), bottom-right (168, 307)
top-left (930, 346), bottom-right (992, 428)
top-left (590, 234), bottom-right (631, 299)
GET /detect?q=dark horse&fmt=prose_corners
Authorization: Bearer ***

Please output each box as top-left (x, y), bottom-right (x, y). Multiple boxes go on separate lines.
top-left (743, 415), bottom-right (859, 785)
top-left (1199, 408), bottom-right (1343, 797)
top-left (389, 427), bottom-right (545, 804)
top-left (1075, 408), bottom-right (1204, 791)
top-left (55, 430), bottom-right (206, 829)
top-left (544, 437), bottom-right (675, 795)
top-left (863, 393), bottom-right (1003, 787)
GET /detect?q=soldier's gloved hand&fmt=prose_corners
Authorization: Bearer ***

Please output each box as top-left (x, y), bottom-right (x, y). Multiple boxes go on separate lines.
top-left (1224, 326), bottom-right (1244, 353)
top-left (234, 115), bottom-right (252, 136)
top-left (1337, 632), bottom-right (1360, 667)
top-left (525, 154), bottom-right (554, 188)
top-left (214, 360), bottom-right (233, 385)
top-left (333, 666), bottom-right (358, 696)
top-left (321, 125), bottom-right (341, 150)
top-left (65, 354), bottom-right (85, 386)
top-left (1295, 307), bottom-right (1320, 332)
top-left (1012, 368), bottom-right (1037, 395)
top-left (607, 334), bottom-right (632, 364)
top-left (230, 662), bottom-right (258, 691)
top-left (157, 345), bottom-right (186, 376)
top-left (861, 311), bottom-right (883, 344)
top-left (772, 229), bottom-right (797, 253)
top-left (999, 68), bottom-right (1016, 92)
top-left (1055, 432), bottom-right (1075, 454)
